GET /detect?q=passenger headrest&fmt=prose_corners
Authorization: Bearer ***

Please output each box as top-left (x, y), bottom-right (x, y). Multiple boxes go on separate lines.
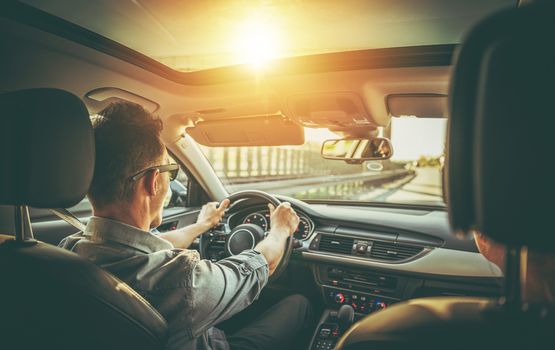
top-left (0, 89), bottom-right (94, 208)
top-left (446, 2), bottom-right (555, 251)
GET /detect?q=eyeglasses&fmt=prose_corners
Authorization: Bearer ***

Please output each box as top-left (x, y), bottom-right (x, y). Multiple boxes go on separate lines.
top-left (129, 163), bottom-right (180, 182)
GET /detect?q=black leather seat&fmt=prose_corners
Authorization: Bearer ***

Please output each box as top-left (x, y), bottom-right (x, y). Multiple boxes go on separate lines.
top-left (336, 2), bottom-right (555, 349)
top-left (0, 89), bottom-right (168, 349)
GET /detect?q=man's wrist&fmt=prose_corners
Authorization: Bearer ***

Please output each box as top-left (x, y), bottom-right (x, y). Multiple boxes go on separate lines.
top-left (194, 221), bottom-right (213, 233)
top-left (269, 226), bottom-right (290, 239)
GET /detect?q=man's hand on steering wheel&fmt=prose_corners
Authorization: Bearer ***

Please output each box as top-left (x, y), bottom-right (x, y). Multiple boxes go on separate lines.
top-left (255, 202), bottom-right (299, 275)
top-left (199, 191), bottom-right (298, 281)
top-left (267, 202), bottom-right (300, 238)
top-left (196, 198), bottom-right (230, 230)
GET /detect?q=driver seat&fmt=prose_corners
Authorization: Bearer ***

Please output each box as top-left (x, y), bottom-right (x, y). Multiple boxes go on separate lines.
top-left (0, 89), bottom-right (168, 349)
top-left (336, 1), bottom-right (555, 349)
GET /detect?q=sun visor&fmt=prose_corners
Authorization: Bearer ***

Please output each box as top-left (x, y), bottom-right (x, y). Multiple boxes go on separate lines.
top-left (387, 94), bottom-right (447, 118)
top-left (287, 92), bottom-right (377, 128)
top-left (187, 115), bottom-right (304, 147)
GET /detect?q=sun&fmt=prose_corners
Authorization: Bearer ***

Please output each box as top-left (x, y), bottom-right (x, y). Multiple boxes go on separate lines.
top-left (233, 13), bottom-right (282, 69)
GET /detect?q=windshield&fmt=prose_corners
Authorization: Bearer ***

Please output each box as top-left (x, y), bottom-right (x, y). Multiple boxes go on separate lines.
top-left (198, 116), bottom-right (446, 206)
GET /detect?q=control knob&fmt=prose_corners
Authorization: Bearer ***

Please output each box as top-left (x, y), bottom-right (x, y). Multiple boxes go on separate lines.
top-left (334, 292), bottom-right (345, 304)
top-left (375, 301), bottom-right (387, 310)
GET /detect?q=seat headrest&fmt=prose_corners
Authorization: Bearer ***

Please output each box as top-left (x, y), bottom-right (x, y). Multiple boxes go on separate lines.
top-left (446, 2), bottom-right (555, 251)
top-left (0, 89), bottom-right (94, 208)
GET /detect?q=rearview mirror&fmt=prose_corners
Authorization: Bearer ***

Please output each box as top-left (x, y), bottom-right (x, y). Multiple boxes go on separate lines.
top-left (321, 137), bottom-right (393, 163)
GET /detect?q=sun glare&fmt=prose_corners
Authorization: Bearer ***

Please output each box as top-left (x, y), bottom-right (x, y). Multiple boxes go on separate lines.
top-left (304, 127), bottom-right (341, 143)
top-left (233, 13), bottom-right (282, 69)
top-left (390, 117), bottom-right (447, 161)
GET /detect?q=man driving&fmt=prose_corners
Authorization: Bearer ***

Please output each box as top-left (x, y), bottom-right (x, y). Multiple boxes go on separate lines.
top-left (59, 102), bottom-right (311, 350)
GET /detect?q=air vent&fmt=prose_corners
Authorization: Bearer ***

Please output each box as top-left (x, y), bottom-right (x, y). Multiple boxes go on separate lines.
top-left (319, 235), bottom-right (354, 255)
top-left (370, 241), bottom-right (424, 261)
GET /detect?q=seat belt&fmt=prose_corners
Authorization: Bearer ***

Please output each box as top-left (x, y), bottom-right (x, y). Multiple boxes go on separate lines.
top-left (50, 208), bottom-right (86, 232)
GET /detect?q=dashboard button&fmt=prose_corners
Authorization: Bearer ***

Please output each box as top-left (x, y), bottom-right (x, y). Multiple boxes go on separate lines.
top-left (319, 328), bottom-right (331, 338)
top-left (359, 304), bottom-right (367, 313)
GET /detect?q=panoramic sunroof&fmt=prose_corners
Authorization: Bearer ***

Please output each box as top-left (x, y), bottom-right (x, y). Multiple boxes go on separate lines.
top-left (20, 0), bottom-right (515, 72)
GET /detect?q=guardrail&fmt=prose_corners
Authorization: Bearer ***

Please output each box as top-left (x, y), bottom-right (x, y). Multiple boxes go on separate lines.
top-left (228, 169), bottom-right (414, 195)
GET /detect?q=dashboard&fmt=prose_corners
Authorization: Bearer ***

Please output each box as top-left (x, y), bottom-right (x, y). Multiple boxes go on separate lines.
top-left (222, 195), bottom-right (504, 318)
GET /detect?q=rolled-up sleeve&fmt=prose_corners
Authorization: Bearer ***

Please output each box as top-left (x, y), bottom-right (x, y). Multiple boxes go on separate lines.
top-left (190, 250), bottom-right (269, 337)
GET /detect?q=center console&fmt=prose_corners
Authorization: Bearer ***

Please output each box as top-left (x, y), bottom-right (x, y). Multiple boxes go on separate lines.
top-left (310, 306), bottom-right (353, 350)
top-left (320, 265), bottom-right (404, 314)
top-left (309, 265), bottom-right (408, 349)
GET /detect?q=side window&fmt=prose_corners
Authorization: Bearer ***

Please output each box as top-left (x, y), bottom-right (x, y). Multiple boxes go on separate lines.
top-left (165, 154), bottom-right (189, 208)
top-left (70, 197), bottom-right (93, 215)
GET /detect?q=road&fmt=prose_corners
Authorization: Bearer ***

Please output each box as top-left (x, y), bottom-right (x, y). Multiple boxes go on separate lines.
top-left (230, 169), bottom-right (413, 196)
top-left (377, 167), bottom-right (444, 205)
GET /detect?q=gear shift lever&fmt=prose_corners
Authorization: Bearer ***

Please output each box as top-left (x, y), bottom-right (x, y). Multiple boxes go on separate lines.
top-left (337, 304), bottom-right (355, 332)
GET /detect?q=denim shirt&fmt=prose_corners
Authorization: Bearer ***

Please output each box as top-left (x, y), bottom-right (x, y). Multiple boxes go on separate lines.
top-left (59, 216), bottom-right (269, 350)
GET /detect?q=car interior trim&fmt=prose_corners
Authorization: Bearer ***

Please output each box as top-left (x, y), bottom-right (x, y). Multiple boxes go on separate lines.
top-left (169, 136), bottom-right (228, 201)
top-left (302, 248), bottom-right (502, 278)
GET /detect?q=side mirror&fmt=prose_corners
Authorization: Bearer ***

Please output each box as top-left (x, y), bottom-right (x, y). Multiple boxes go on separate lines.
top-left (321, 137), bottom-right (393, 164)
top-left (164, 180), bottom-right (188, 208)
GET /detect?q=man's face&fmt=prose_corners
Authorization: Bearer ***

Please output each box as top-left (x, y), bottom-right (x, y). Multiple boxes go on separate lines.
top-left (149, 149), bottom-right (171, 229)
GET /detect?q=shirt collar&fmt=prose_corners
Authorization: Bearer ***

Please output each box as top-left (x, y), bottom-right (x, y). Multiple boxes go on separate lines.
top-left (84, 216), bottom-right (173, 253)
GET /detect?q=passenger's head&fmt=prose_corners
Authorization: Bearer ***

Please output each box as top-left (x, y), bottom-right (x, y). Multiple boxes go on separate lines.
top-left (474, 232), bottom-right (555, 303)
top-left (88, 102), bottom-right (169, 228)
top-left (473, 232), bottom-right (505, 272)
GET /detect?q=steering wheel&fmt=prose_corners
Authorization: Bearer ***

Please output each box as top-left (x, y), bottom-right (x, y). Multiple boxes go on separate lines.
top-left (199, 190), bottom-right (293, 282)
